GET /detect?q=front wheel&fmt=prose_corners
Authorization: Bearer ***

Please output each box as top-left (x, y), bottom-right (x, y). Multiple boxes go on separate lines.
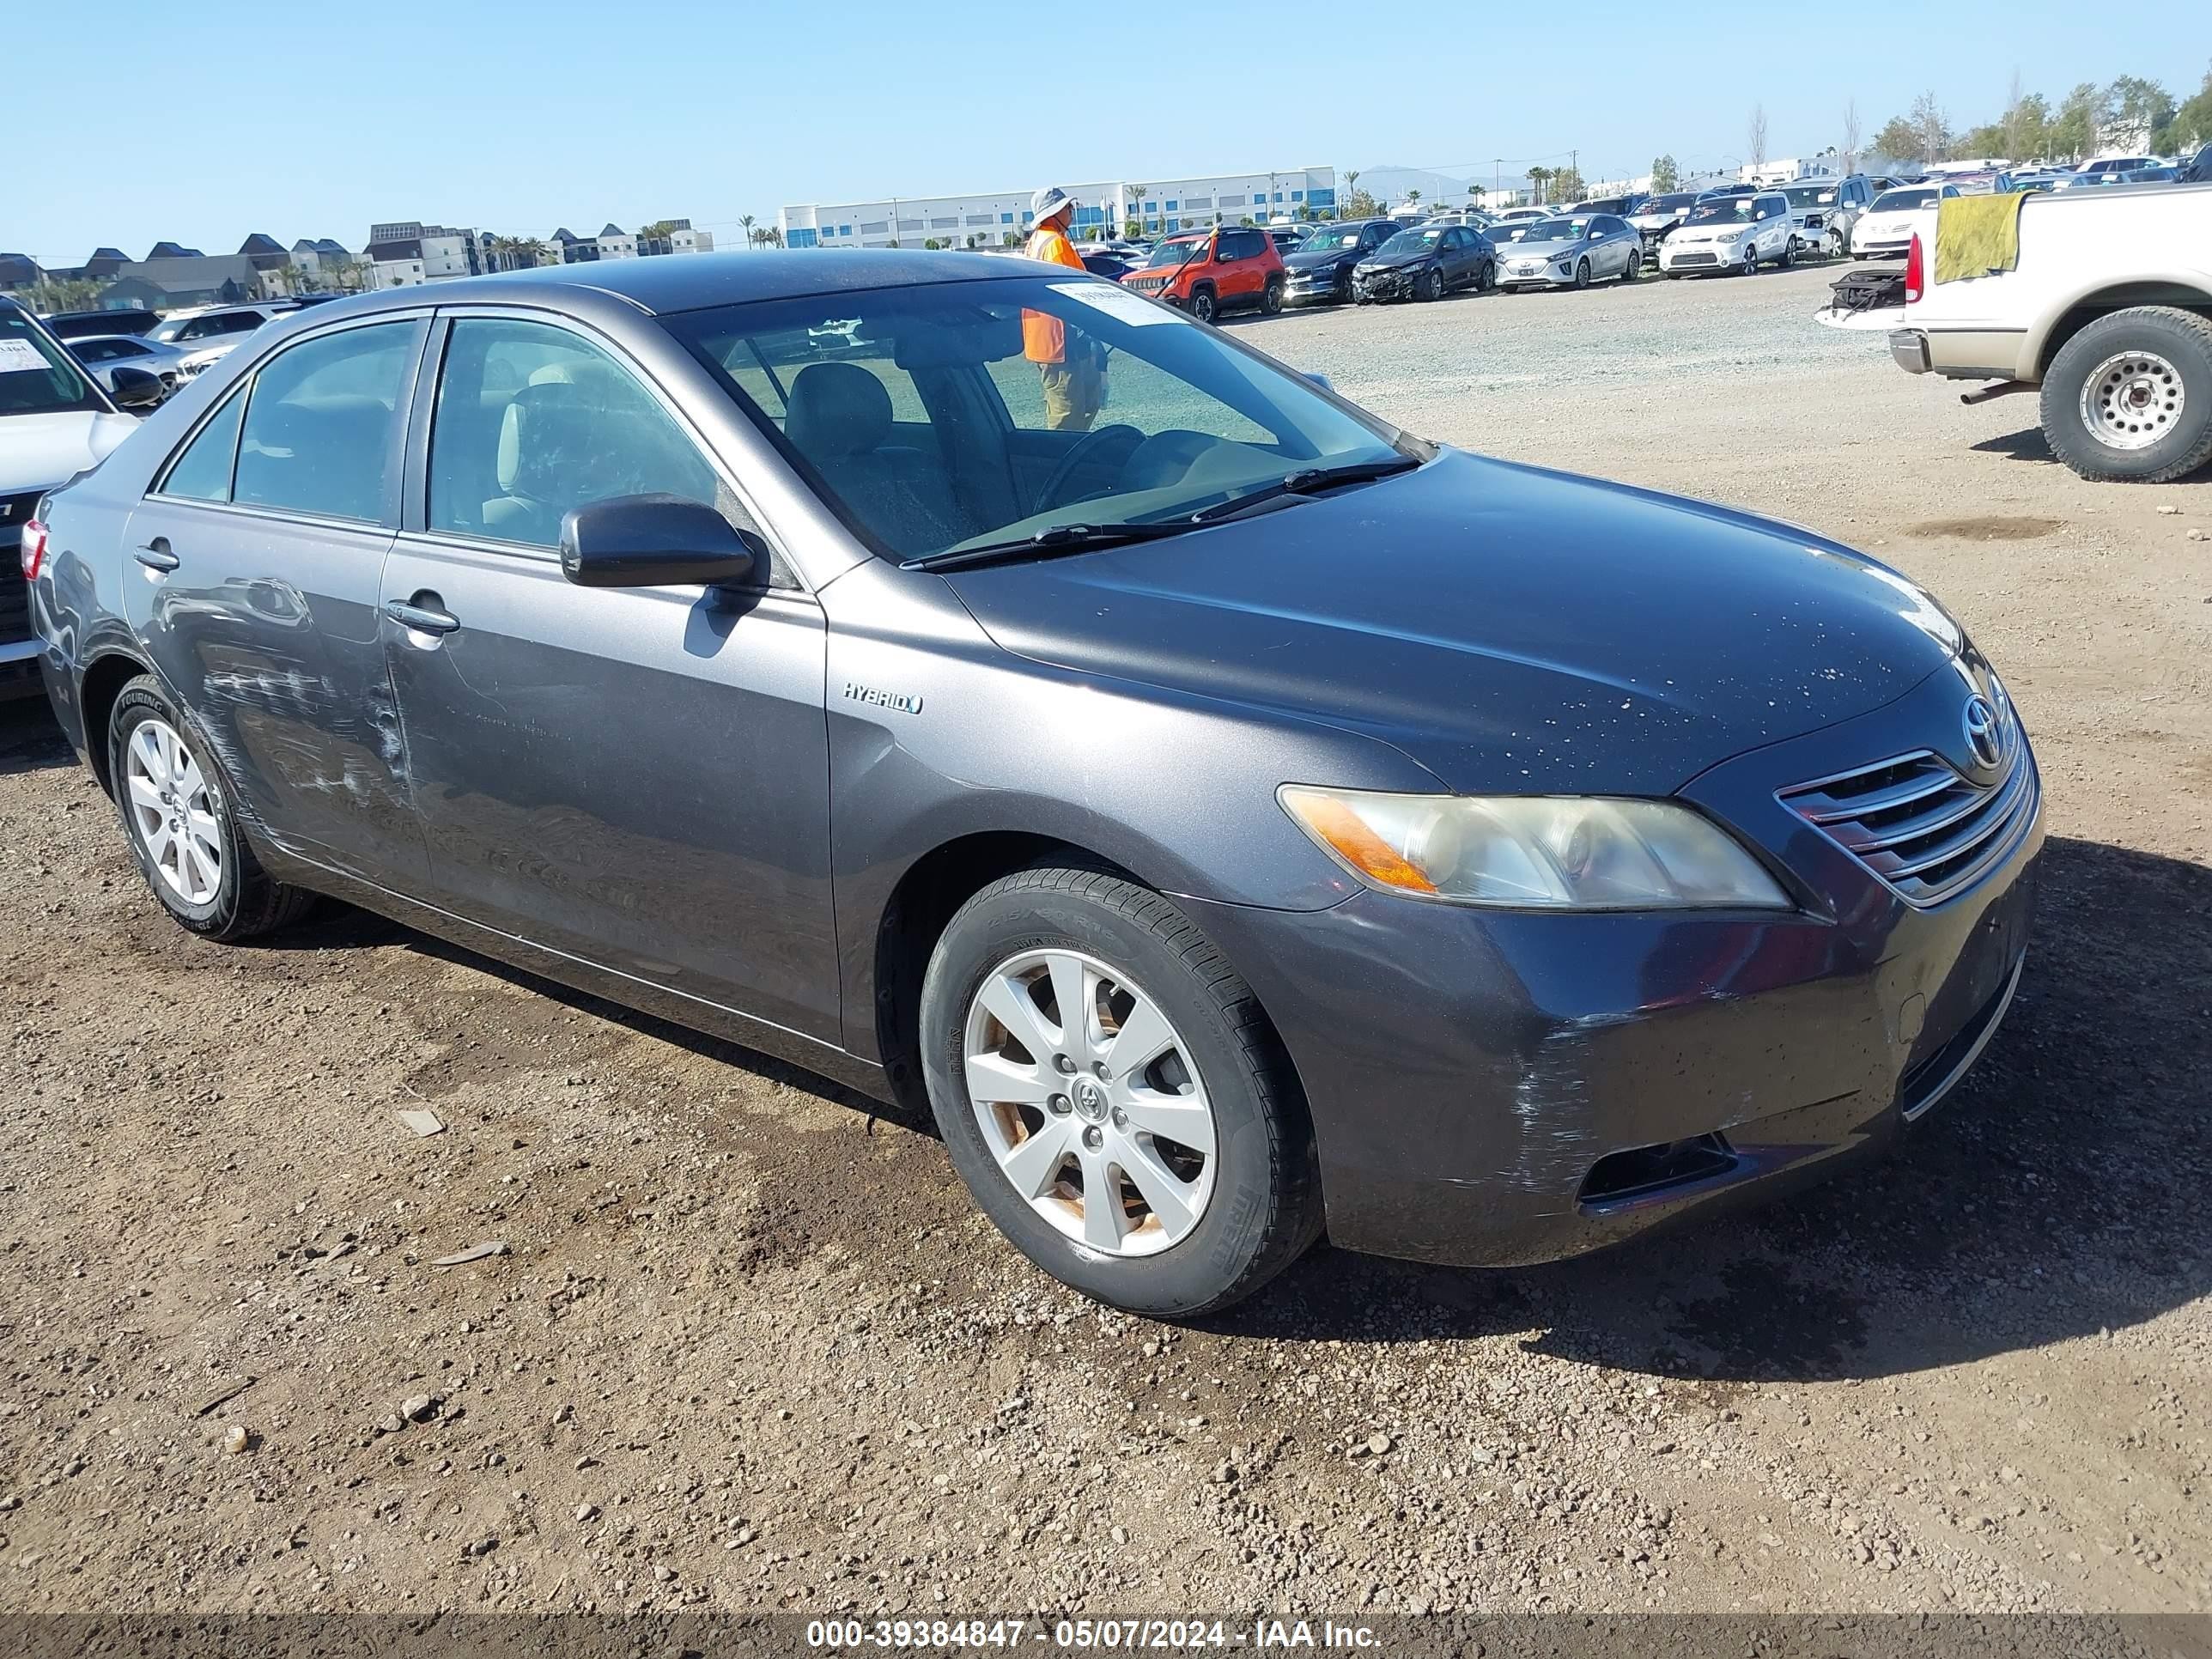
top-left (2040, 307), bottom-right (2212, 483)
top-left (1416, 266), bottom-right (1444, 302)
top-left (1573, 258), bottom-right (1591, 290)
top-left (921, 865), bottom-right (1322, 1317)
top-left (1188, 287), bottom-right (1218, 324)
top-left (106, 675), bottom-right (313, 940)
top-left (1740, 244), bottom-right (1759, 276)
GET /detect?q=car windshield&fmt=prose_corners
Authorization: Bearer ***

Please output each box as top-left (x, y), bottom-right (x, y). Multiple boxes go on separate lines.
top-left (666, 275), bottom-right (1412, 563)
top-left (0, 309), bottom-right (106, 417)
top-left (1686, 198), bottom-right (1756, 224)
top-left (1374, 228), bottom-right (1445, 257)
top-left (1783, 185), bottom-right (1839, 206)
top-left (1576, 198), bottom-right (1629, 214)
top-left (1299, 226), bottom-right (1366, 250)
top-left (1524, 218), bottom-right (1591, 240)
top-left (1144, 240), bottom-right (1207, 268)
top-left (1639, 193), bottom-right (1698, 212)
top-left (1870, 188), bottom-right (1937, 211)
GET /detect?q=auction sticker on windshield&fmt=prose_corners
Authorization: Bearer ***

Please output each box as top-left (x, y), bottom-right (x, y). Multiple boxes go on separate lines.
top-left (0, 339), bottom-right (54, 372)
top-left (1050, 282), bottom-right (1182, 325)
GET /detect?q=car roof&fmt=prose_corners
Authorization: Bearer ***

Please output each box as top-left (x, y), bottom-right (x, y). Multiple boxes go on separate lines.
top-left (281, 250), bottom-right (1024, 323)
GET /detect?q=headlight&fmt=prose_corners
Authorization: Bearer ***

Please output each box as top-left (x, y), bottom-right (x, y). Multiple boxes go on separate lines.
top-left (1279, 787), bottom-right (1791, 910)
top-left (1716, 229), bottom-right (1747, 243)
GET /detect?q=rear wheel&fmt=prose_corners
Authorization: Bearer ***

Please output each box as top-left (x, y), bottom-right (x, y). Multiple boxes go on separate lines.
top-left (1474, 259), bottom-right (1496, 293)
top-left (1261, 276), bottom-right (1285, 315)
top-left (1622, 248), bottom-right (1641, 282)
top-left (1778, 237), bottom-right (1796, 269)
top-left (2040, 307), bottom-right (2212, 483)
top-left (921, 865), bottom-right (1322, 1317)
top-left (106, 675), bottom-right (313, 940)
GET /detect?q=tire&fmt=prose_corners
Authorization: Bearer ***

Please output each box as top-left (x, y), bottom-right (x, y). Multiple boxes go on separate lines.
top-left (1740, 244), bottom-right (1759, 276)
top-left (1622, 249), bottom-right (1640, 282)
top-left (920, 864), bottom-right (1323, 1317)
top-left (1474, 259), bottom-right (1495, 294)
top-left (1778, 238), bottom-right (1796, 269)
top-left (1416, 266), bottom-right (1444, 302)
top-left (106, 675), bottom-right (313, 941)
top-left (1188, 287), bottom-right (1218, 324)
top-left (2039, 307), bottom-right (2212, 483)
top-left (1261, 276), bottom-right (1285, 316)
top-left (1573, 258), bottom-right (1591, 290)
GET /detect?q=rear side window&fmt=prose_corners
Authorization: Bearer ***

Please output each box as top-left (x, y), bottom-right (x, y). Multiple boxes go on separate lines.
top-left (427, 317), bottom-right (722, 549)
top-left (159, 389), bottom-right (248, 502)
top-left (232, 321), bottom-right (416, 524)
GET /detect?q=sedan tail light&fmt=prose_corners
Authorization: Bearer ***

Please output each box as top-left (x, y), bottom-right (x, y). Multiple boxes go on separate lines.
top-left (18, 518), bottom-right (49, 582)
top-left (1904, 232), bottom-right (1924, 304)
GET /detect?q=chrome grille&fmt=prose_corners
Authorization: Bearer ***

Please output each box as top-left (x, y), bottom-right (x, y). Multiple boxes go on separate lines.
top-left (1780, 732), bottom-right (2037, 908)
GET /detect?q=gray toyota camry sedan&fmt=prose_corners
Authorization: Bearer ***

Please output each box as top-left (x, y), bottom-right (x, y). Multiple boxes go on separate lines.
top-left (24, 252), bottom-right (2040, 1317)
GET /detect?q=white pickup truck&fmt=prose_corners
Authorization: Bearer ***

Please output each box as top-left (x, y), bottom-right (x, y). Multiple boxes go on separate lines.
top-left (1817, 181), bottom-right (2212, 483)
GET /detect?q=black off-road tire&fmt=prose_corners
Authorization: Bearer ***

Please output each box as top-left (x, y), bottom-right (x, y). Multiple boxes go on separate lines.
top-left (1416, 267), bottom-right (1444, 302)
top-left (1261, 277), bottom-right (1285, 315)
top-left (920, 865), bottom-right (1324, 1318)
top-left (1188, 286), bottom-right (1218, 324)
top-left (106, 674), bottom-right (314, 940)
top-left (2040, 307), bottom-right (2212, 483)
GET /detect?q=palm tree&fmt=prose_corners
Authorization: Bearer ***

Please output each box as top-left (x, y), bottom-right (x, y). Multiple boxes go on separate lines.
top-left (1405, 187), bottom-right (1422, 209)
top-left (1468, 183), bottom-right (1486, 209)
top-left (739, 214), bottom-right (756, 251)
top-left (1527, 165), bottom-right (1552, 204)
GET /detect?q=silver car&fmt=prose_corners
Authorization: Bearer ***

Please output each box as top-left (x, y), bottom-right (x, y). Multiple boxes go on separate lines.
top-left (65, 334), bottom-right (198, 398)
top-left (1496, 212), bottom-right (1644, 289)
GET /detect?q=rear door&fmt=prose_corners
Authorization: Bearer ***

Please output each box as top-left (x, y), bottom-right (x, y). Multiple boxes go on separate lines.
top-left (379, 308), bottom-right (841, 1042)
top-left (122, 314), bottom-right (431, 887)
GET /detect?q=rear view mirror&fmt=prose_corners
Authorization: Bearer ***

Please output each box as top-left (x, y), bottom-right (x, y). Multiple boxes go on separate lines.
top-left (109, 364), bottom-right (165, 411)
top-left (560, 494), bottom-right (760, 589)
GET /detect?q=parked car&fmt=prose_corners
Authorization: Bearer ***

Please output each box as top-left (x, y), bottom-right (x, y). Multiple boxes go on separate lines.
top-left (25, 252), bottom-right (2042, 1316)
top-left (1780, 175), bottom-right (1877, 256)
top-left (1626, 191), bottom-right (1699, 251)
top-left (2073, 155), bottom-right (2155, 179)
top-left (1485, 207), bottom-right (1551, 242)
top-left (41, 308), bottom-right (162, 341)
top-left (0, 297), bottom-right (150, 696)
top-left (1120, 226), bottom-right (1285, 321)
top-left (1265, 226), bottom-right (1307, 256)
top-left (145, 301), bottom-right (298, 368)
top-left (1657, 191), bottom-right (1797, 276)
top-left (1569, 194), bottom-right (1648, 216)
top-left (1497, 214), bottom-right (1644, 289)
top-left (1352, 222), bottom-right (1497, 302)
top-left (1280, 217), bottom-right (1401, 307)
top-left (1850, 184), bottom-right (1960, 258)
top-left (1080, 252), bottom-right (1138, 281)
top-left (2185, 143), bottom-right (2212, 184)
top-left (1821, 181), bottom-right (2212, 482)
top-left (2124, 166), bottom-right (2180, 184)
top-left (65, 334), bottom-right (198, 399)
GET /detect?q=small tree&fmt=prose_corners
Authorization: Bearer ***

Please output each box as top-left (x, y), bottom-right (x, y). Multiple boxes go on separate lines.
top-left (1748, 103), bottom-right (1769, 168)
top-left (1650, 155), bottom-right (1680, 192)
top-left (1405, 187), bottom-right (1422, 209)
top-left (22, 276), bottom-right (100, 313)
top-left (1911, 89), bottom-right (1951, 164)
top-left (1840, 100), bottom-right (1860, 176)
top-left (1124, 217), bottom-right (1142, 239)
top-left (739, 214), bottom-right (757, 250)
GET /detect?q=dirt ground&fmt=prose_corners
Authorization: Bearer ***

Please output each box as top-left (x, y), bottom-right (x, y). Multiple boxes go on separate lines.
top-left (1, 263), bottom-right (2207, 1622)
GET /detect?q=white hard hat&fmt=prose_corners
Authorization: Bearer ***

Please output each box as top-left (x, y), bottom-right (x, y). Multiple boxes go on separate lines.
top-left (1030, 185), bottom-right (1077, 222)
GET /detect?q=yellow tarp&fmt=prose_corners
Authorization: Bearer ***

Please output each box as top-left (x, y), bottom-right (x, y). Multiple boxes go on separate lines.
top-left (1934, 192), bottom-right (2027, 284)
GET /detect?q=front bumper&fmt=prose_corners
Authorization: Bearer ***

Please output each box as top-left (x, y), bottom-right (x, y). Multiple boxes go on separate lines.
top-left (1351, 269), bottom-right (1417, 301)
top-left (1498, 260), bottom-right (1572, 289)
top-left (1284, 270), bottom-right (1350, 306)
top-left (1187, 669), bottom-right (2044, 1268)
top-left (1658, 241), bottom-right (1739, 272)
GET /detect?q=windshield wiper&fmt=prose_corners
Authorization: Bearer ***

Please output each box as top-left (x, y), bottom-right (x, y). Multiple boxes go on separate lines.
top-left (1186, 454), bottom-right (1424, 524)
top-left (903, 519), bottom-right (1197, 573)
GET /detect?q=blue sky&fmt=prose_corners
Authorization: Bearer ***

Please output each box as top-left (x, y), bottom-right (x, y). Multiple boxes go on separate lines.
top-left (9, 1), bottom-right (2204, 264)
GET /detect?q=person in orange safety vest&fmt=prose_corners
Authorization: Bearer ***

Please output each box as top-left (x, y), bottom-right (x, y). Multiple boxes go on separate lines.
top-left (1023, 185), bottom-right (1106, 432)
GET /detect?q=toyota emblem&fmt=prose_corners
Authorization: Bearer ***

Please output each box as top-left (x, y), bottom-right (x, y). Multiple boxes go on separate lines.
top-left (1962, 695), bottom-right (2002, 772)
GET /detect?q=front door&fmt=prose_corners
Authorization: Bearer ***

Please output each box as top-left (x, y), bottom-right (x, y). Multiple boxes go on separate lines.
top-left (381, 312), bottom-right (841, 1043)
top-left (123, 315), bottom-right (430, 886)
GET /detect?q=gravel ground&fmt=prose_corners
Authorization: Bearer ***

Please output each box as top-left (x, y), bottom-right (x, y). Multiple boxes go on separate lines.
top-left (2, 262), bottom-right (2209, 1622)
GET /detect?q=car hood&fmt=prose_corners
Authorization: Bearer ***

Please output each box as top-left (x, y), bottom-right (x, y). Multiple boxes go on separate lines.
top-left (1355, 246), bottom-right (1442, 271)
top-left (1283, 246), bottom-right (1361, 271)
top-left (1856, 209), bottom-right (1930, 234)
top-left (1669, 222), bottom-right (1753, 242)
top-left (0, 410), bottom-right (138, 496)
top-left (942, 450), bottom-right (1963, 796)
top-left (1503, 237), bottom-right (1581, 258)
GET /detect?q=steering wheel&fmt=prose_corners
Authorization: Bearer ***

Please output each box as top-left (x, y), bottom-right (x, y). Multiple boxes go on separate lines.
top-left (1033, 423), bottom-right (1146, 514)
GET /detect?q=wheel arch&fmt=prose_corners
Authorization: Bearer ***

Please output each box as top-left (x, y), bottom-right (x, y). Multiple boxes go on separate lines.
top-left (2031, 283), bottom-right (2212, 378)
top-left (78, 647), bottom-right (157, 800)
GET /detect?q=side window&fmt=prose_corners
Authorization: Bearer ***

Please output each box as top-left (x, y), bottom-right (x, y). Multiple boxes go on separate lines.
top-left (219, 313), bottom-right (259, 337)
top-left (428, 317), bottom-right (723, 549)
top-left (232, 321), bottom-right (416, 523)
top-left (157, 386), bottom-right (249, 503)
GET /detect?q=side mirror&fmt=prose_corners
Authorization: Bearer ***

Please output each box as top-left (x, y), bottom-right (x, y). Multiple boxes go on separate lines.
top-left (109, 364), bottom-right (165, 411)
top-left (1304, 372), bottom-right (1334, 393)
top-left (560, 494), bottom-right (760, 589)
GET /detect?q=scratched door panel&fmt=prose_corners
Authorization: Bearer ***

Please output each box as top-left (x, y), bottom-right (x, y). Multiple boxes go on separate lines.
top-left (380, 537), bottom-right (840, 1043)
top-left (121, 498), bottom-right (423, 884)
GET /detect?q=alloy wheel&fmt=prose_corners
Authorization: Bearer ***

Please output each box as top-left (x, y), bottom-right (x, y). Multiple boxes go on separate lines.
top-left (2079, 350), bottom-right (2184, 452)
top-left (125, 717), bottom-right (222, 906)
top-left (962, 948), bottom-right (1218, 1257)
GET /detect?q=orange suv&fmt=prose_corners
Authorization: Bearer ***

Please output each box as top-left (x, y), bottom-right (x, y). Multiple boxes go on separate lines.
top-left (1119, 226), bottom-right (1285, 322)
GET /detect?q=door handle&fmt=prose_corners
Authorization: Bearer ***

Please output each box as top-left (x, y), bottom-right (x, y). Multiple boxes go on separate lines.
top-left (383, 596), bottom-right (460, 636)
top-left (133, 538), bottom-right (179, 573)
